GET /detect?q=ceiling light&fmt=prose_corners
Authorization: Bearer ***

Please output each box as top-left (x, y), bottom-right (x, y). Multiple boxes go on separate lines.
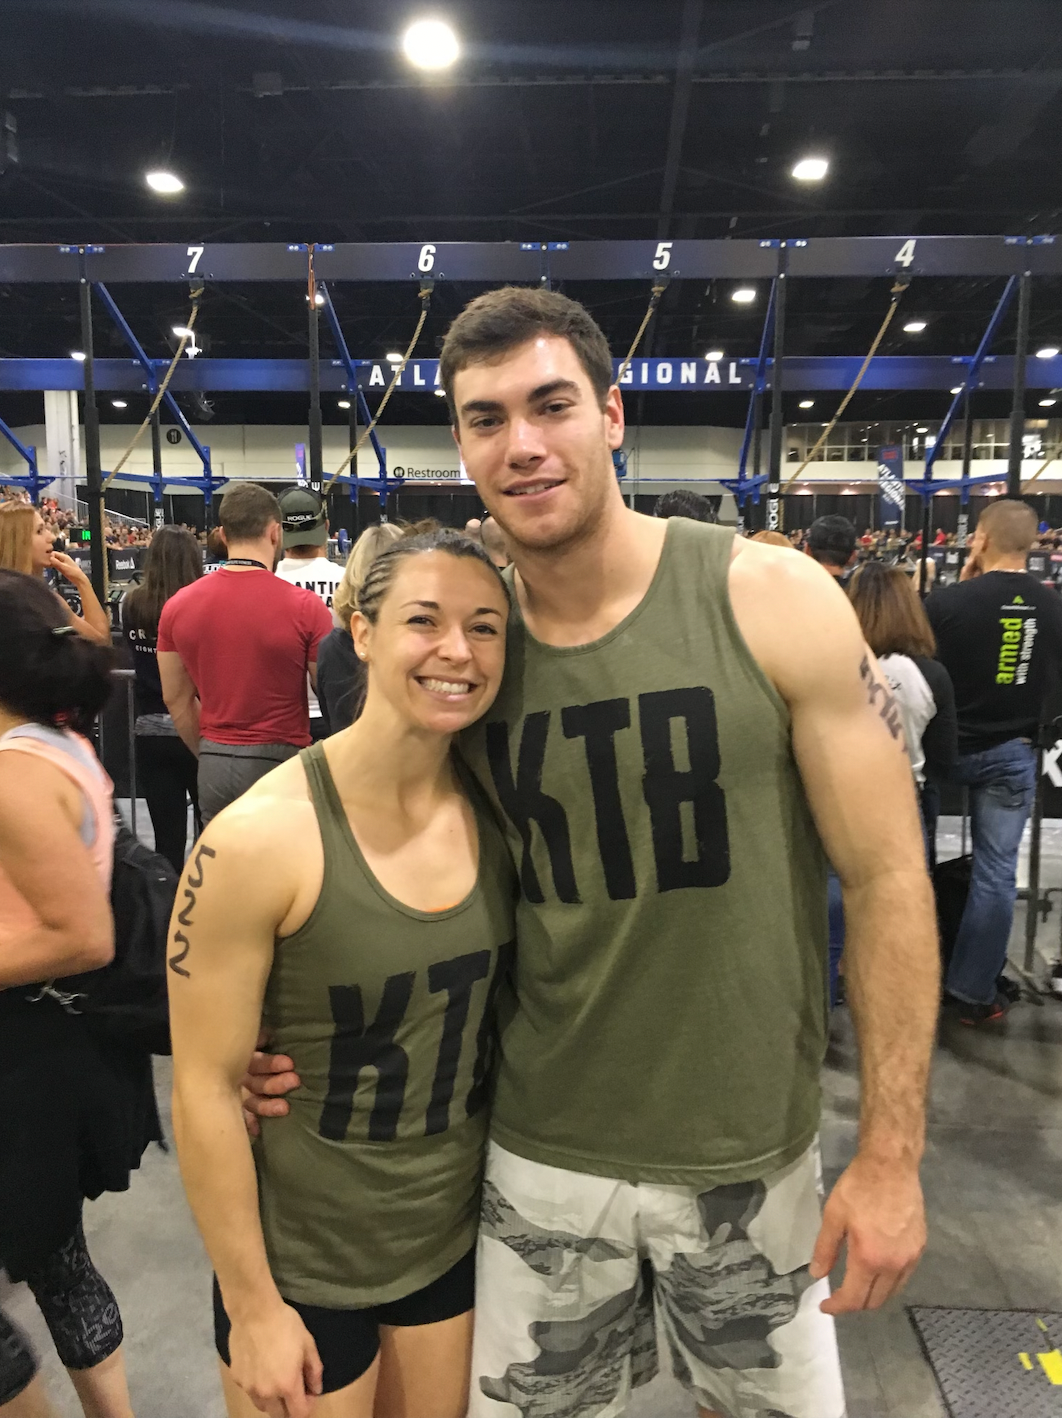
top-left (402, 18), bottom-right (460, 70)
top-left (704, 348), bottom-right (724, 361)
top-left (172, 325), bottom-right (194, 338)
top-left (145, 170), bottom-right (184, 195)
top-left (799, 399), bottom-right (814, 409)
top-left (731, 287), bottom-right (757, 304)
top-left (1040, 397), bottom-right (1057, 407)
top-left (337, 400), bottom-right (351, 410)
top-left (434, 388), bottom-right (447, 397)
top-left (386, 351), bottom-right (403, 363)
top-left (903, 320), bottom-right (927, 333)
top-left (70, 350), bottom-right (86, 361)
top-left (915, 425), bottom-right (929, 433)
top-left (306, 292), bottom-right (325, 306)
top-left (792, 156), bottom-right (829, 182)
top-left (111, 399), bottom-right (127, 409)
top-left (950, 386), bottom-right (963, 394)
top-left (1037, 346), bottom-right (1060, 359)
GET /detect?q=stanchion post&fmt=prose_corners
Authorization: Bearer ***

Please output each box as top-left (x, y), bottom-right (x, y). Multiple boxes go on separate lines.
top-left (766, 248), bottom-right (788, 533)
top-left (1024, 745), bottom-right (1045, 975)
top-left (1008, 272), bottom-right (1031, 501)
top-left (78, 257), bottom-right (107, 607)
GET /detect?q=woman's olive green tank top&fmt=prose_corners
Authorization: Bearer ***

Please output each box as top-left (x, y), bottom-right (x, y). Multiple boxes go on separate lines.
top-left (254, 742), bottom-right (516, 1308)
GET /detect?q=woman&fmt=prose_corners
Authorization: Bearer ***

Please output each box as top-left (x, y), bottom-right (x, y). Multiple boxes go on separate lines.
top-left (0, 571), bottom-right (157, 1418)
top-left (848, 561), bottom-right (958, 855)
top-left (122, 526), bottom-right (204, 873)
top-left (169, 527), bottom-right (515, 1418)
top-left (316, 522), bottom-right (404, 734)
top-left (0, 501), bottom-right (110, 643)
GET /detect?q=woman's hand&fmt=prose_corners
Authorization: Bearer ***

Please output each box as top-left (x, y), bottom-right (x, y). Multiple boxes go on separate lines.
top-left (228, 1302), bottom-right (323, 1418)
top-left (47, 549), bottom-right (87, 584)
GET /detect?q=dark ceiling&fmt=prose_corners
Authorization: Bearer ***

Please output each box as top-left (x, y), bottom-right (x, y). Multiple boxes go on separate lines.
top-left (3, 0), bottom-right (1062, 430)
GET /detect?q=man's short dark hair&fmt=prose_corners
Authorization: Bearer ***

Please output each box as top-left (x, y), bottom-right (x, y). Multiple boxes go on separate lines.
top-left (653, 490), bottom-right (716, 523)
top-left (977, 498), bottom-right (1037, 555)
top-left (807, 515), bottom-right (857, 569)
top-left (219, 482), bottom-right (282, 543)
top-left (440, 287), bottom-right (614, 419)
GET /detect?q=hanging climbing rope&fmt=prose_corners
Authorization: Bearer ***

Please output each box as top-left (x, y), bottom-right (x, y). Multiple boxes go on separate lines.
top-left (782, 274), bottom-right (911, 492)
top-left (615, 281), bottom-right (669, 387)
top-left (102, 283), bottom-right (205, 491)
top-left (324, 283), bottom-right (433, 493)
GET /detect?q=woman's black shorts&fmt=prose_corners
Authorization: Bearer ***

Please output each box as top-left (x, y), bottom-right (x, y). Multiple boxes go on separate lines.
top-left (213, 1249), bottom-right (475, 1395)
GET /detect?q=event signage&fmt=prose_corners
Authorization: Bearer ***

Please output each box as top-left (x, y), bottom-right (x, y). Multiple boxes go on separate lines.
top-left (877, 444), bottom-right (905, 529)
top-left (355, 358), bottom-right (757, 394)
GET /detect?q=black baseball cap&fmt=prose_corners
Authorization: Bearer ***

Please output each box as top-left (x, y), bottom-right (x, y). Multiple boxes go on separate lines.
top-left (278, 486), bottom-right (327, 548)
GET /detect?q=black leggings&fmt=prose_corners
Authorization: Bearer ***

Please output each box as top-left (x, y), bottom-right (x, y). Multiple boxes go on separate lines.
top-left (0, 1224), bottom-right (123, 1402)
top-left (136, 733), bottom-right (201, 874)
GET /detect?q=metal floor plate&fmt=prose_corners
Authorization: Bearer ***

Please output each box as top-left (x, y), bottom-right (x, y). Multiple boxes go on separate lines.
top-left (909, 1307), bottom-right (1062, 1417)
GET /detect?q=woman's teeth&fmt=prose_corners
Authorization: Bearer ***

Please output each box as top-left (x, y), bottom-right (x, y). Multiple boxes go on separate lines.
top-left (420, 678), bottom-right (472, 695)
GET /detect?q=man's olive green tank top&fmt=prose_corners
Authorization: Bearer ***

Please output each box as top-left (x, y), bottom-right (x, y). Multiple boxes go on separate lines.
top-left (254, 742), bottom-right (516, 1308)
top-left (460, 518), bottom-right (828, 1187)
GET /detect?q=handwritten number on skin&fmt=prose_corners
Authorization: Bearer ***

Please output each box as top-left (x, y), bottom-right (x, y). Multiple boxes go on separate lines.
top-left (168, 843), bottom-right (216, 977)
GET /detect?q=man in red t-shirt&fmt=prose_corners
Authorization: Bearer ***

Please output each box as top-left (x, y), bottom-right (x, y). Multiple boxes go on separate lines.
top-left (158, 482), bottom-right (333, 825)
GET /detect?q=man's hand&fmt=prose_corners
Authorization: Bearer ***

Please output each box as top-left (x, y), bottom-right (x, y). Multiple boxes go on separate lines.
top-left (959, 547), bottom-right (983, 581)
top-left (228, 1301), bottom-right (323, 1418)
top-left (810, 1152), bottom-right (926, 1313)
top-left (241, 1039), bottom-right (300, 1138)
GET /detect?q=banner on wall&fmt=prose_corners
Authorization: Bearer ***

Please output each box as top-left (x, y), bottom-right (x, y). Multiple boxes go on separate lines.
top-left (877, 444), bottom-right (905, 529)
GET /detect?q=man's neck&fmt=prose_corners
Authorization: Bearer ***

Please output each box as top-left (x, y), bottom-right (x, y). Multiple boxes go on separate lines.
top-left (982, 552), bottom-right (1029, 573)
top-left (511, 493), bottom-right (668, 647)
top-left (283, 546), bottom-right (325, 561)
top-left (224, 537), bottom-right (275, 568)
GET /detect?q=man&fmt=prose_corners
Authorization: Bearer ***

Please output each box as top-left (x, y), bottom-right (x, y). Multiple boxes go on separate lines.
top-left (927, 498), bottom-right (1062, 1024)
top-left (653, 488), bottom-right (716, 522)
top-left (158, 481), bottom-right (333, 826)
top-left (805, 513), bottom-right (858, 581)
top-left (274, 486), bottom-right (345, 741)
top-left (247, 289), bottom-right (938, 1418)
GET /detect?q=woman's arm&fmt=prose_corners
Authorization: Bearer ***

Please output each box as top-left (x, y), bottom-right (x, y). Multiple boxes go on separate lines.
top-left (0, 753), bottom-right (113, 986)
top-left (918, 658), bottom-right (958, 781)
top-left (49, 552), bottom-right (110, 643)
top-left (167, 806), bottom-right (322, 1418)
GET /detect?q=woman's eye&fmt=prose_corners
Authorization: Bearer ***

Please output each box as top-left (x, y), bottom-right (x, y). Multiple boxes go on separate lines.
top-left (406, 615), bottom-right (433, 626)
top-left (472, 623), bottom-right (499, 636)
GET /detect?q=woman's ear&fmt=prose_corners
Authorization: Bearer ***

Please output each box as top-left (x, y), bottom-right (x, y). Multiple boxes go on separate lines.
top-left (350, 611), bottom-right (371, 663)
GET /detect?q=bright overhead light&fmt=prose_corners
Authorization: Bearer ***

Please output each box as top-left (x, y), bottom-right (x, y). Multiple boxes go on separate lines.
top-left (792, 156), bottom-right (829, 182)
top-left (704, 348), bottom-right (724, 361)
top-left (145, 170), bottom-right (184, 195)
top-left (434, 388), bottom-right (447, 397)
top-left (731, 287), bottom-right (757, 304)
top-left (337, 399), bottom-right (351, 410)
top-left (903, 320), bottom-right (927, 333)
top-left (306, 292), bottom-right (325, 306)
top-left (1040, 397), bottom-right (1057, 407)
top-left (1037, 346), bottom-right (1060, 359)
top-left (172, 325), bottom-right (194, 338)
top-left (111, 399), bottom-right (127, 409)
top-left (402, 18), bottom-right (460, 71)
top-left (915, 425), bottom-right (929, 433)
top-left (950, 386), bottom-right (963, 394)
top-left (799, 399), bottom-right (815, 409)
top-left (70, 350), bottom-right (86, 361)
top-left (386, 351), bottom-right (403, 363)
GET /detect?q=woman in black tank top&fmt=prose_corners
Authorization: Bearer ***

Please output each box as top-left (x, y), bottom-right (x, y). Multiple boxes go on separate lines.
top-left (168, 529), bottom-right (515, 1418)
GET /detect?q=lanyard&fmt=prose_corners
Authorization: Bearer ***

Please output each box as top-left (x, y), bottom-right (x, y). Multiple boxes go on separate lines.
top-left (223, 558), bottom-right (269, 571)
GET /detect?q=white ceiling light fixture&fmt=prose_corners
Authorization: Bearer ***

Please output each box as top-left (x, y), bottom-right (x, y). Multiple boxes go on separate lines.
top-left (386, 351), bottom-right (403, 363)
top-left (337, 400), bottom-right (351, 410)
top-left (792, 156), bottom-right (829, 182)
top-left (402, 17), bottom-right (460, 71)
top-left (1037, 345), bottom-right (1060, 359)
top-left (903, 320), bottom-right (927, 333)
top-left (915, 425), bottom-right (929, 433)
top-left (950, 386), bottom-right (963, 394)
top-left (70, 350), bottom-right (86, 361)
top-left (112, 399), bottom-right (127, 409)
top-left (731, 287), bottom-right (757, 304)
top-left (172, 325), bottom-right (194, 338)
top-left (434, 388), bottom-right (447, 397)
top-left (145, 170), bottom-right (184, 195)
top-left (1040, 397), bottom-right (1057, 407)
top-left (799, 399), bottom-right (815, 409)
top-left (704, 348), bottom-right (724, 361)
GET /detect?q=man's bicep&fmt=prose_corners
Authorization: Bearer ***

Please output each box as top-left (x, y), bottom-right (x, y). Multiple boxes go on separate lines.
top-left (158, 650), bottom-right (196, 703)
top-left (791, 649), bottom-right (925, 888)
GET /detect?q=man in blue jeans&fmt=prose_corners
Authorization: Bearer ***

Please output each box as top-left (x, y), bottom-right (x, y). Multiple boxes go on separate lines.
top-left (928, 499), bottom-right (1062, 1023)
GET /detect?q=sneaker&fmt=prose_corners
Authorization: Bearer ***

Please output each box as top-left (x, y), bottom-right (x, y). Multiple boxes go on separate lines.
top-left (956, 997), bottom-right (1008, 1027)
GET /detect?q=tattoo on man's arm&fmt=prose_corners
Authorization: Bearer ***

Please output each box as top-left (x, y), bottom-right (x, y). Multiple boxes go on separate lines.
top-left (168, 843), bottom-right (217, 978)
top-left (859, 654), bottom-right (908, 752)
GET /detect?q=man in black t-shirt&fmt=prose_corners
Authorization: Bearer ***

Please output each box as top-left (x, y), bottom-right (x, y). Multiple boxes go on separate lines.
top-left (927, 499), bottom-right (1062, 1022)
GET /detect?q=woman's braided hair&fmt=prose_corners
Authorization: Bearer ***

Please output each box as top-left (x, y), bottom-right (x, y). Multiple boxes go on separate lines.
top-left (355, 522), bottom-right (507, 626)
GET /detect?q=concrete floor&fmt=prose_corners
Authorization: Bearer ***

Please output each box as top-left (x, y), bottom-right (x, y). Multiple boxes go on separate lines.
top-left (5, 812), bottom-right (1062, 1418)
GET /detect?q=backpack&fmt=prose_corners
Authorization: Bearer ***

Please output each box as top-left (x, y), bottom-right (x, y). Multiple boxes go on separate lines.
top-left (53, 824), bottom-right (178, 1055)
